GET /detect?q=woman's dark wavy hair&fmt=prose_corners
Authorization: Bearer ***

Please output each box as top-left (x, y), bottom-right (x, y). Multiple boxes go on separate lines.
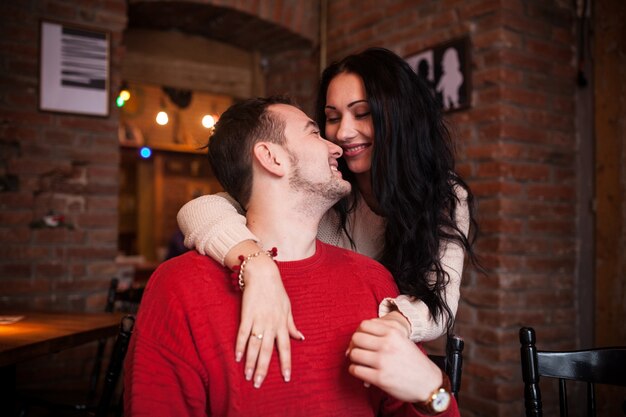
top-left (315, 47), bottom-right (479, 334)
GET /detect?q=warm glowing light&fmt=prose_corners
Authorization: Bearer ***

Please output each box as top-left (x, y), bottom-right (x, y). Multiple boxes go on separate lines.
top-left (156, 111), bottom-right (169, 125)
top-left (119, 89), bottom-right (130, 101)
top-left (202, 115), bottom-right (216, 128)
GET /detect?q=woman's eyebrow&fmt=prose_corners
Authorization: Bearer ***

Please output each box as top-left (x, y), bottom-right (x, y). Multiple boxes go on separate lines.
top-left (325, 99), bottom-right (368, 110)
top-left (347, 99), bottom-right (368, 108)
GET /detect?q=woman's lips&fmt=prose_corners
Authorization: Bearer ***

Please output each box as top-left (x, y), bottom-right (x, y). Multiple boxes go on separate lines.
top-left (341, 143), bottom-right (371, 157)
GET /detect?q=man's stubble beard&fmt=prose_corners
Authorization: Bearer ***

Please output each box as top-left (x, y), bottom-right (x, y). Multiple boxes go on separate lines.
top-left (287, 152), bottom-right (351, 209)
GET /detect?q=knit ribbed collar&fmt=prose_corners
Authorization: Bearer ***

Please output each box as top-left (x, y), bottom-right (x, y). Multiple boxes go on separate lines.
top-left (274, 240), bottom-right (325, 273)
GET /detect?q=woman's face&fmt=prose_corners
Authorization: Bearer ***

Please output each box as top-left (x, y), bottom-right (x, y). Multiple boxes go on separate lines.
top-left (324, 72), bottom-right (374, 177)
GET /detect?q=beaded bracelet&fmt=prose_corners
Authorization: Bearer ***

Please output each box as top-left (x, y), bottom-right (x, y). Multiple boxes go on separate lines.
top-left (230, 247), bottom-right (278, 292)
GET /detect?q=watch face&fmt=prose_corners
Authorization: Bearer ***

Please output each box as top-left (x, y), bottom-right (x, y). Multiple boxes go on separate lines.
top-left (432, 390), bottom-right (452, 412)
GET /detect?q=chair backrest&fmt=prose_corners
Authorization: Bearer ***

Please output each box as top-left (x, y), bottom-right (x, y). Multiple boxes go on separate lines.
top-left (105, 277), bottom-right (145, 314)
top-left (519, 326), bottom-right (626, 417)
top-left (90, 278), bottom-right (144, 399)
top-left (428, 334), bottom-right (465, 400)
top-left (95, 315), bottom-right (135, 417)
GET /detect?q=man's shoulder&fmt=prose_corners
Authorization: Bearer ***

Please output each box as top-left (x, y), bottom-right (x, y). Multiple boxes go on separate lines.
top-left (148, 251), bottom-right (228, 294)
top-left (156, 250), bottom-right (223, 274)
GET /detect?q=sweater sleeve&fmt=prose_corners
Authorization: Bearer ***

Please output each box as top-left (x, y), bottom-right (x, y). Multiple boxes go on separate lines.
top-left (379, 185), bottom-right (469, 342)
top-left (176, 192), bottom-right (260, 265)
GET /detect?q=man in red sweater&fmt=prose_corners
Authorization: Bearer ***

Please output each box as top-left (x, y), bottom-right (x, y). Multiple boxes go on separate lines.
top-left (124, 96), bottom-right (458, 416)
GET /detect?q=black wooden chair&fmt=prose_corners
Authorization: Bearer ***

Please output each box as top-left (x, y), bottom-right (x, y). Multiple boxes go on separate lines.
top-left (519, 326), bottom-right (626, 417)
top-left (88, 278), bottom-right (143, 399)
top-left (18, 315), bottom-right (135, 417)
top-left (19, 277), bottom-right (143, 417)
top-left (428, 334), bottom-right (464, 400)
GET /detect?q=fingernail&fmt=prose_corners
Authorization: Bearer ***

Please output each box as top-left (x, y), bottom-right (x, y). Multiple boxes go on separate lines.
top-left (298, 331), bottom-right (305, 341)
top-left (235, 351), bottom-right (242, 362)
top-left (283, 369), bottom-right (291, 382)
top-left (254, 375), bottom-right (264, 388)
top-left (345, 348), bottom-right (350, 357)
top-left (364, 382), bottom-right (370, 388)
top-left (245, 368), bottom-right (253, 381)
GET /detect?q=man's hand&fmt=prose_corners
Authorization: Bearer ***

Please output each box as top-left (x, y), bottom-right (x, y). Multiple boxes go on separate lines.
top-left (347, 318), bottom-right (442, 403)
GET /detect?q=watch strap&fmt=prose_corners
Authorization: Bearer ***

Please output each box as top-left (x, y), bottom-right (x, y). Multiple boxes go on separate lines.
top-left (413, 370), bottom-right (452, 415)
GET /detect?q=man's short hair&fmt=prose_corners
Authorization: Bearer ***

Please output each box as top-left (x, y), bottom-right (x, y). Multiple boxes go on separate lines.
top-left (208, 96), bottom-right (294, 208)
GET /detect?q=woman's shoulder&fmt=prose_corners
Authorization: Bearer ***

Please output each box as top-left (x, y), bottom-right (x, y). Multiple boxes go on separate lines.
top-left (452, 181), bottom-right (469, 201)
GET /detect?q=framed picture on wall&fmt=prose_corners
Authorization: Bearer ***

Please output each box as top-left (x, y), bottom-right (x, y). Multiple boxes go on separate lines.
top-left (405, 36), bottom-right (471, 112)
top-left (39, 20), bottom-right (110, 117)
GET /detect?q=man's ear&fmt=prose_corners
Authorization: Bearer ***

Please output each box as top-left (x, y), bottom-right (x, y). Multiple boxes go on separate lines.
top-left (252, 142), bottom-right (286, 177)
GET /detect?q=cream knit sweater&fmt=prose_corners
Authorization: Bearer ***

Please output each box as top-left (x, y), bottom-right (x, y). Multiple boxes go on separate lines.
top-left (177, 189), bottom-right (468, 342)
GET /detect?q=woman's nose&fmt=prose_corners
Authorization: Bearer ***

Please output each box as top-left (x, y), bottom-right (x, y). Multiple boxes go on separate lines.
top-left (335, 118), bottom-right (356, 143)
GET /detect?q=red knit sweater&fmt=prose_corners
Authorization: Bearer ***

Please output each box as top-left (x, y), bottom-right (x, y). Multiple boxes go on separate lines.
top-left (124, 240), bottom-right (459, 417)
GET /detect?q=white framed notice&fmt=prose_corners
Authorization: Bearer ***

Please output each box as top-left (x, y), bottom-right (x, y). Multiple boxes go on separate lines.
top-left (39, 20), bottom-right (110, 117)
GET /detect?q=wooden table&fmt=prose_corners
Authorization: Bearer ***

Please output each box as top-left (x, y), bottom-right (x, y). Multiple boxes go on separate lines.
top-left (0, 311), bottom-right (124, 412)
top-left (0, 311), bottom-right (123, 367)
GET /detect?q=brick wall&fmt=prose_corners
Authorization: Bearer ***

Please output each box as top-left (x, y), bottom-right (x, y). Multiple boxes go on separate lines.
top-left (0, 0), bottom-right (127, 393)
top-left (325, 1), bottom-right (578, 415)
top-left (0, 2), bottom-right (127, 310)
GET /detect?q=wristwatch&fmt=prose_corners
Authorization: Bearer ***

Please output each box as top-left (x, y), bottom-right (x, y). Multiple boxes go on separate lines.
top-left (413, 371), bottom-right (452, 415)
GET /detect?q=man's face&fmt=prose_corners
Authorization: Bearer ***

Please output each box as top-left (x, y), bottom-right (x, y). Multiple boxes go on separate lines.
top-left (269, 104), bottom-right (351, 204)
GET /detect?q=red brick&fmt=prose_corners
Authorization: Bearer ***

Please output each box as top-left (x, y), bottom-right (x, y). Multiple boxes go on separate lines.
top-left (527, 184), bottom-right (575, 201)
top-left (477, 309), bottom-right (547, 328)
top-left (525, 257), bottom-right (575, 274)
top-left (2, 278), bottom-right (52, 295)
top-left (479, 218), bottom-right (524, 234)
top-left (33, 229), bottom-right (85, 244)
top-left (527, 219), bottom-right (574, 235)
top-left (0, 246), bottom-right (51, 260)
top-left (526, 38), bottom-right (573, 62)
top-left (471, 180), bottom-right (523, 197)
top-left (465, 143), bottom-right (526, 160)
top-left (0, 226), bottom-right (31, 243)
top-left (66, 246), bottom-right (117, 260)
top-left (476, 161), bottom-right (550, 181)
top-left (502, 9), bottom-right (551, 38)
top-left (0, 263), bottom-right (32, 278)
top-left (500, 49), bottom-right (548, 73)
top-left (34, 263), bottom-right (68, 278)
top-left (86, 261), bottom-right (119, 277)
top-left (8, 158), bottom-right (71, 176)
top-left (501, 87), bottom-right (549, 109)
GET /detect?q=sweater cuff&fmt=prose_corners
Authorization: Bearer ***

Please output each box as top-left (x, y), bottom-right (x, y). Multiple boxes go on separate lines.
top-left (379, 295), bottom-right (445, 342)
top-left (205, 223), bottom-right (260, 266)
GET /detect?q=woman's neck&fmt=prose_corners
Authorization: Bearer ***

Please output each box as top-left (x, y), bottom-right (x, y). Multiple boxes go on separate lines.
top-left (355, 173), bottom-right (383, 215)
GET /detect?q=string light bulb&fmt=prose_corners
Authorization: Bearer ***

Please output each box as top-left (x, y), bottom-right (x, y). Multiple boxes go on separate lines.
top-left (116, 81), bottom-right (131, 108)
top-left (202, 114), bottom-right (216, 129)
top-left (156, 111), bottom-right (169, 125)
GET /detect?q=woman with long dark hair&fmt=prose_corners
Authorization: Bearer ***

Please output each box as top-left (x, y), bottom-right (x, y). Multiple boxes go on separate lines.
top-left (177, 47), bottom-right (479, 388)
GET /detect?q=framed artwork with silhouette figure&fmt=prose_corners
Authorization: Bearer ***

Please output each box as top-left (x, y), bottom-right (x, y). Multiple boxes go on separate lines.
top-left (405, 36), bottom-right (471, 113)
